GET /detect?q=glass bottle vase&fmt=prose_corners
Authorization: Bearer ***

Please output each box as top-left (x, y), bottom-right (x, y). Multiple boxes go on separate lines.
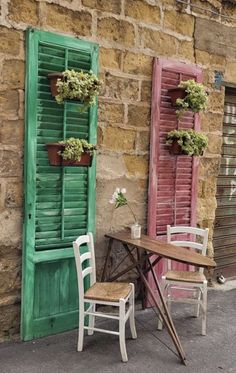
top-left (130, 222), bottom-right (141, 239)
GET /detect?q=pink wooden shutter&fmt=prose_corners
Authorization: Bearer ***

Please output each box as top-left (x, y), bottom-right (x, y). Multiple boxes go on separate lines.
top-left (147, 58), bottom-right (203, 295)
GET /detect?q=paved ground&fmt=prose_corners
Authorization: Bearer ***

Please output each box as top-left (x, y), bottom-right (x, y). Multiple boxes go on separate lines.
top-left (0, 286), bottom-right (236, 373)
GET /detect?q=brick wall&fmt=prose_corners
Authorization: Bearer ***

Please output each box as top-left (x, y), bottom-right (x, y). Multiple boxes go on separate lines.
top-left (0, 0), bottom-right (235, 341)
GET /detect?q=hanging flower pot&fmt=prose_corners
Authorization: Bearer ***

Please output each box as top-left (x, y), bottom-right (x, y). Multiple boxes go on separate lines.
top-left (45, 138), bottom-right (96, 167)
top-left (168, 80), bottom-right (208, 118)
top-left (168, 139), bottom-right (186, 155)
top-left (166, 129), bottom-right (208, 156)
top-left (47, 73), bottom-right (63, 97)
top-left (168, 87), bottom-right (187, 107)
top-left (47, 69), bottom-right (102, 110)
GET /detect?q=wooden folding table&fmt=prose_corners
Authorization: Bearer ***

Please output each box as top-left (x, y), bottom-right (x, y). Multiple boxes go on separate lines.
top-left (101, 231), bottom-right (216, 365)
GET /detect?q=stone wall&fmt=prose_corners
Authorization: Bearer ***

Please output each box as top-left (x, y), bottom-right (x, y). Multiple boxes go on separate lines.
top-left (0, 0), bottom-right (235, 341)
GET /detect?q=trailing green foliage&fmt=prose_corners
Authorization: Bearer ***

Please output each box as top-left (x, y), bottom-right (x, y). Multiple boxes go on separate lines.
top-left (166, 129), bottom-right (208, 156)
top-left (59, 138), bottom-right (96, 161)
top-left (175, 80), bottom-right (208, 118)
top-left (55, 69), bottom-right (102, 109)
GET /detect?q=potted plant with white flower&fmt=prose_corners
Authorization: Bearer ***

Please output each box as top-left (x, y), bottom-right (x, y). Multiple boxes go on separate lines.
top-left (109, 188), bottom-right (141, 239)
top-left (168, 79), bottom-right (208, 118)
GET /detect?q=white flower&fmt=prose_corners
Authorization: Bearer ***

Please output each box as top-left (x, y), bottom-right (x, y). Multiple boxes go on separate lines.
top-left (121, 188), bottom-right (126, 194)
top-left (109, 198), bottom-right (115, 204)
top-left (115, 187), bottom-right (120, 193)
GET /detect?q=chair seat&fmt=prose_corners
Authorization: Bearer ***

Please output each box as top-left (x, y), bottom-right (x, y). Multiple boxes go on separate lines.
top-left (84, 282), bottom-right (132, 302)
top-left (164, 270), bottom-right (206, 283)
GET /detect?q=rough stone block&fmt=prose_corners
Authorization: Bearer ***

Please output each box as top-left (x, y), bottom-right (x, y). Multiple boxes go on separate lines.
top-left (0, 211), bottom-right (22, 247)
top-left (82, 0), bottom-right (121, 14)
top-left (206, 134), bottom-right (222, 155)
top-left (101, 127), bottom-right (136, 151)
top-left (197, 197), bottom-right (217, 220)
top-left (225, 61), bottom-right (236, 83)
top-left (164, 9), bottom-right (194, 37)
top-left (127, 105), bottom-right (151, 127)
top-left (195, 18), bottom-right (236, 58)
top-left (96, 154), bottom-right (126, 180)
top-left (97, 18), bottom-right (135, 47)
top-left (178, 41), bottom-right (195, 62)
top-left (123, 52), bottom-right (152, 76)
top-left (99, 48), bottom-right (122, 70)
top-left (0, 150), bottom-right (22, 177)
top-left (0, 120), bottom-right (24, 146)
top-left (125, 0), bottom-right (161, 24)
top-left (0, 91), bottom-right (19, 120)
top-left (5, 182), bottom-right (23, 208)
top-left (207, 91), bottom-right (225, 113)
top-left (0, 304), bottom-right (20, 341)
top-left (0, 260), bottom-right (21, 294)
top-left (199, 158), bottom-right (221, 178)
top-left (222, 2), bottom-right (236, 27)
top-left (8, 0), bottom-right (38, 25)
top-left (140, 27), bottom-right (179, 55)
top-left (42, 4), bottom-right (92, 36)
top-left (200, 112), bottom-right (223, 133)
top-left (141, 80), bottom-right (152, 102)
top-left (136, 130), bottom-right (150, 152)
top-left (123, 155), bottom-right (148, 177)
top-left (198, 178), bottom-right (217, 198)
top-left (0, 27), bottom-right (22, 56)
top-left (99, 102), bottom-right (124, 123)
top-left (1, 60), bottom-right (25, 90)
top-left (105, 74), bottom-right (139, 101)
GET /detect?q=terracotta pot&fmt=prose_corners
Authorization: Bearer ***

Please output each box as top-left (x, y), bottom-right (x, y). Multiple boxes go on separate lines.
top-left (45, 143), bottom-right (93, 167)
top-left (168, 87), bottom-right (187, 106)
top-left (47, 73), bottom-right (63, 97)
top-left (169, 139), bottom-right (186, 155)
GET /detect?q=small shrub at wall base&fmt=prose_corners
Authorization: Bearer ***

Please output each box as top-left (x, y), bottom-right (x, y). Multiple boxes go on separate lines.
top-left (170, 80), bottom-right (208, 118)
top-left (166, 129), bottom-right (208, 156)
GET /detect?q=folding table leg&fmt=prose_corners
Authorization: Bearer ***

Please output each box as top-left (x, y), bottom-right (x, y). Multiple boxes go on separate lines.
top-left (146, 256), bottom-right (186, 362)
top-left (101, 238), bottom-right (113, 281)
top-left (123, 244), bottom-right (186, 365)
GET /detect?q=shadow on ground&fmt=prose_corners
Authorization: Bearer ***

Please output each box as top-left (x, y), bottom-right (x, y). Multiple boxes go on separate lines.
top-left (0, 288), bottom-right (236, 373)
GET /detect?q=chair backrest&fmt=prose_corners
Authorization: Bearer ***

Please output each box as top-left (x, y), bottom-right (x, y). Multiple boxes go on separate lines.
top-left (167, 225), bottom-right (209, 274)
top-left (73, 232), bottom-right (96, 300)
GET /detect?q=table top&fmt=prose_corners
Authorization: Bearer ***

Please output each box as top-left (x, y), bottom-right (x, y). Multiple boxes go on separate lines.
top-left (105, 231), bottom-right (216, 269)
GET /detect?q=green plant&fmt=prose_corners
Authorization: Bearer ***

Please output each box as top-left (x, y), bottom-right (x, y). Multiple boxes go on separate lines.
top-left (175, 80), bottom-right (208, 118)
top-left (55, 69), bottom-right (102, 109)
top-left (59, 138), bottom-right (96, 161)
top-left (166, 129), bottom-right (208, 156)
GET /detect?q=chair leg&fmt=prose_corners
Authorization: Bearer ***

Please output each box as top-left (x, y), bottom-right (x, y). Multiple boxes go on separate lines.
top-left (88, 303), bottom-right (95, 336)
top-left (195, 289), bottom-right (201, 318)
top-left (129, 284), bottom-right (137, 339)
top-left (78, 304), bottom-right (85, 351)
top-left (201, 283), bottom-right (207, 336)
top-left (119, 299), bottom-right (128, 362)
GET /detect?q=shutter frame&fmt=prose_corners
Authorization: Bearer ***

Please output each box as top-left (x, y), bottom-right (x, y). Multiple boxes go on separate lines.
top-left (148, 58), bottom-right (203, 238)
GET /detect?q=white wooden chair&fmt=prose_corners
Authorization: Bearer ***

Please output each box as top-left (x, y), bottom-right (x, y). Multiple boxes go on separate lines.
top-left (157, 226), bottom-right (209, 335)
top-left (73, 233), bottom-right (137, 362)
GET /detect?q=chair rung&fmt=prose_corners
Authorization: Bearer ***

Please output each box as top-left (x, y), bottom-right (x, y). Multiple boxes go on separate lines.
top-left (84, 311), bottom-right (119, 320)
top-left (84, 326), bottom-right (119, 336)
top-left (168, 298), bottom-right (202, 304)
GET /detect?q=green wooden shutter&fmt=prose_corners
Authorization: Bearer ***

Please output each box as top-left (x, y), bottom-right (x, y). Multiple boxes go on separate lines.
top-left (22, 29), bottom-right (98, 340)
